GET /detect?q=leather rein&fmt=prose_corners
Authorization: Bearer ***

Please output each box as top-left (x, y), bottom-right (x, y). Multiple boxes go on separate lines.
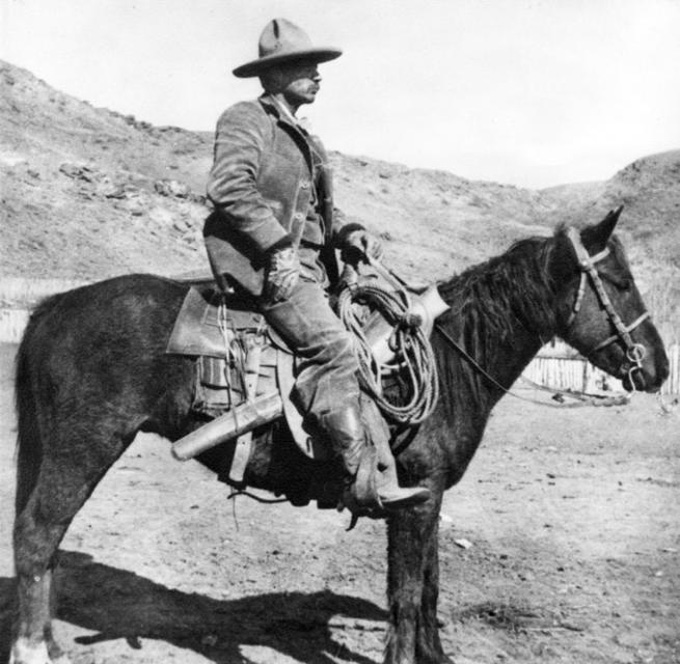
top-left (434, 228), bottom-right (650, 401)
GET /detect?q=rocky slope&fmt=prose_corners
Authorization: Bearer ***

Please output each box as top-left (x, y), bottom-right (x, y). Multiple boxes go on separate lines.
top-left (1, 59), bottom-right (678, 331)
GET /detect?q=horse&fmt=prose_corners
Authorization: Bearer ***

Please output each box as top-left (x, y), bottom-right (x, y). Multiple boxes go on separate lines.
top-left (9, 207), bottom-right (668, 664)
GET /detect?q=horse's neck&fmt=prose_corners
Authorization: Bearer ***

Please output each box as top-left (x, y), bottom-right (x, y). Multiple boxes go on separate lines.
top-left (488, 326), bottom-right (545, 397)
top-left (440, 238), bottom-right (558, 407)
top-left (461, 315), bottom-right (545, 409)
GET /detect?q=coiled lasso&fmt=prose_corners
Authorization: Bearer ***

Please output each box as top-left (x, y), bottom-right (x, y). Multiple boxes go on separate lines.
top-left (337, 261), bottom-right (439, 425)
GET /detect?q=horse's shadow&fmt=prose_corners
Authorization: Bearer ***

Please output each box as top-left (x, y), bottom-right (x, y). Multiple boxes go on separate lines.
top-left (0, 550), bottom-right (386, 664)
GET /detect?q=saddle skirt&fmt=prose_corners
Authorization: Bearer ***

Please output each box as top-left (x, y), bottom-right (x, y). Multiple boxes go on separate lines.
top-left (166, 283), bottom-right (268, 358)
top-left (166, 284), bottom-right (325, 459)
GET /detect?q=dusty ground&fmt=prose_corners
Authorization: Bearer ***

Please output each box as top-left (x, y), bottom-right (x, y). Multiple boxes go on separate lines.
top-left (1, 342), bottom-right (678, 664)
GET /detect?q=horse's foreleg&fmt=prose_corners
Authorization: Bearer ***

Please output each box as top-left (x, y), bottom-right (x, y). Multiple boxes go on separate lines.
top-left (418, 517), bottom-right (452, 663)
top-left (384, 484), bottom-right (452, 664)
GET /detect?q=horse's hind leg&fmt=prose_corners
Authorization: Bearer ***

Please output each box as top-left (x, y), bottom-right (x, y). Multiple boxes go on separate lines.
top-left (11, 439), bottom-right (130, 664)
top-left (11, 570), bottom-right (58, 664)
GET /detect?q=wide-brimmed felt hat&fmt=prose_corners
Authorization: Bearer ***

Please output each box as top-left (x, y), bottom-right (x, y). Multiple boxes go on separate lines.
top-left (233, 18), bottom-right (342, 78)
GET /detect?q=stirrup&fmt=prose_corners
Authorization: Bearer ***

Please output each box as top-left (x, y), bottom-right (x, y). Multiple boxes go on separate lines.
top-left (340, 446), bottom-right (431, 518)
top-left (342, 446), bottom-right (383, 515)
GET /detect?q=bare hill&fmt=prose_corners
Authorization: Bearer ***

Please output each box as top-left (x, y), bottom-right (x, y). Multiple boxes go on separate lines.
top-left (1, 59), bottom-right (678, 331)
top-left (541, 152), bottom-right (680, 338)
top-left (0, 61), bottom-right (211, 279)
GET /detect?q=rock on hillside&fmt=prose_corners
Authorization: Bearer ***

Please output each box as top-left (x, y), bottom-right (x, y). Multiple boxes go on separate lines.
top-left (1, 60), bottom-right (212, 278)
top-left (1, 59), bottom-right (678, 330)
top-left (0, 60), bottom-right (211, 190)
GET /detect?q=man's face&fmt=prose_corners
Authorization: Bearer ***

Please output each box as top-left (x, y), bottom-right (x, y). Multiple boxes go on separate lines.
top-left (276, 62), bottom-right (322, 108)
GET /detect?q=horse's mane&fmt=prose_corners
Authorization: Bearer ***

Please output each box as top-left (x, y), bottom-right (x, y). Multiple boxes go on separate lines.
top-left (437, 229), bottom-right (563, 346)
top-left (430, 227), bottom-right (567, 412)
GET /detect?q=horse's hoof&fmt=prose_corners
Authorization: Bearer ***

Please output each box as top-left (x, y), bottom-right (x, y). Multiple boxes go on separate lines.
top-left (10, 639), bottom-right (71, 664)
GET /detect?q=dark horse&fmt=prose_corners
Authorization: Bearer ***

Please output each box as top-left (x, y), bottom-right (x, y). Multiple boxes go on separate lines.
top-left (10, 209), bottom-right (668, 664)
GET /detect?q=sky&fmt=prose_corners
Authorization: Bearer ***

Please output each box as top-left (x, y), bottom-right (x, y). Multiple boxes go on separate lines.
top-left (1, 0), bottom-right (679, 188)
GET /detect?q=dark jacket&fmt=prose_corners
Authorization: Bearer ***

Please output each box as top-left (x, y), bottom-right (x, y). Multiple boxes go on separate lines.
top-left (204, 94), bottom-right (355, 296)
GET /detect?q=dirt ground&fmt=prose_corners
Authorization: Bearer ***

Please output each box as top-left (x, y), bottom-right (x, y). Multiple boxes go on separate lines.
top-left (1, 341), bottom-right (678, 664)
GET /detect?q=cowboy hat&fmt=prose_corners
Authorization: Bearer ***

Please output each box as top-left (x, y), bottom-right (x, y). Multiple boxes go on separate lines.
top-left (232, 18), bottom-right (342, 78)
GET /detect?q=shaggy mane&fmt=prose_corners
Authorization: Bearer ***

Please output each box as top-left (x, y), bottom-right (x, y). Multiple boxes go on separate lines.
top-left (437, 229), bottom-right (564, 348)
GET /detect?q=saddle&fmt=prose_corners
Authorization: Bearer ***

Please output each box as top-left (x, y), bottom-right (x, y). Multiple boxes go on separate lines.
top-left (165, 274), bottom-right (448, 506)
top-left (165, 284), bottom-right (326, 462)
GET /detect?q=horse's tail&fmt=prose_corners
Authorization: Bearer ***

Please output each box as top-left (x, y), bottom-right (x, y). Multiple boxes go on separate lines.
top-left (14, 298), bottom-right (56, 514)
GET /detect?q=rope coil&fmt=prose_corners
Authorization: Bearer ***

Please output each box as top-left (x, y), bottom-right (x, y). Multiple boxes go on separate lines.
top-left (337, 273), bottom-right (439, 425)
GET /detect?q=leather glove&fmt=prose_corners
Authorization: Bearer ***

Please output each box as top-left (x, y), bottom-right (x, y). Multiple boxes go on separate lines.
top-left (263, 246), bottom-right (301, 303)
top-left (342, 229), bottom-right (384, 265)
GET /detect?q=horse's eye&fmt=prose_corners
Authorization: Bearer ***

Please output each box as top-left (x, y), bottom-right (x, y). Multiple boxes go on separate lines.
top-left (603, 273), bottom-right (632, 290)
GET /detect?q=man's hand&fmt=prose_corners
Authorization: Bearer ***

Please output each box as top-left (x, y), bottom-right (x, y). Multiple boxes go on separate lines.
top-left (263, 246), bottom-right (301, 303)
top-left (342, 229), bottom-right (384, 264)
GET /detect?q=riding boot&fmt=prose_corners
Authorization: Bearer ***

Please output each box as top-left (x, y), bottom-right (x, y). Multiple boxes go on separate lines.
top-left (321, 407), bottom-right (430, 511)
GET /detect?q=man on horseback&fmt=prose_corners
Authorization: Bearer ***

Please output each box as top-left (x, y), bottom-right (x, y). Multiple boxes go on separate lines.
top-left (203, 18), bottom-right (430, 512)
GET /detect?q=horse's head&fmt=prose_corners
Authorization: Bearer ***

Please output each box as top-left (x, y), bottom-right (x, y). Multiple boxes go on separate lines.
top-left (553, 207), bottom-right (669, 392)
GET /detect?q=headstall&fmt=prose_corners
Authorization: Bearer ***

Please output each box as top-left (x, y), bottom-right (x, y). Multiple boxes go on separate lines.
top-left (565, 227), bottom-right (649, 386)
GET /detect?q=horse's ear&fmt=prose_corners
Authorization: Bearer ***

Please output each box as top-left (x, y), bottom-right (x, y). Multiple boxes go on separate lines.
top-left (581, 206), bottom-right (623, 253)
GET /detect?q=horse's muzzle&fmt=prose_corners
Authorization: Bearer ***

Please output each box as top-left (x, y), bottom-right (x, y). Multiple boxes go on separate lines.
top-left (623, 349), bottom-right (669, 393)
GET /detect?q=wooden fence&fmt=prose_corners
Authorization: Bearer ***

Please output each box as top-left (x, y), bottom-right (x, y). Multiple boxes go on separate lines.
top-left (668, 343), bottom-right (680, 394)
top-left (0, 309), bottom-right (30, 345)
top-left (0, 276), bottom-right (87, 306)
top-left (0, 277), bottom-right (86, 345)
top-left (524, 341), bottom-right (680, 396)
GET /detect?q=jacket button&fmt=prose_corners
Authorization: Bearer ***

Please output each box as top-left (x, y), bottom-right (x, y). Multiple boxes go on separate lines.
top-left (300, 181), bottom-right (310, 190)
top-left (294, 212), bottom-right (304, 221)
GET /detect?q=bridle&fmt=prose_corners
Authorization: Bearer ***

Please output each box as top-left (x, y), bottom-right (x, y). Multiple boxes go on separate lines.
top-left (565, 227), bottom-right (649, 387)
top-left (432, 227), bottom-right (651, 404)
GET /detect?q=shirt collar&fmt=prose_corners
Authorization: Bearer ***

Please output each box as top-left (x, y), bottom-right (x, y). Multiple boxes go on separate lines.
top-left (260, 94), bottom-right (311, 135)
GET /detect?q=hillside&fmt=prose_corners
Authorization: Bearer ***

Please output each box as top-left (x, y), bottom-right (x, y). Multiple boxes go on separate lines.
top-left (1, 59), bottom-right (678, 333)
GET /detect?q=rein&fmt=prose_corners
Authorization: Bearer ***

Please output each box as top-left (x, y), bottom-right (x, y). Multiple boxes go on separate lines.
top-left (433, 322), bottom-right (594, 408)
top-left (435, 323), bottom-right (630, 408)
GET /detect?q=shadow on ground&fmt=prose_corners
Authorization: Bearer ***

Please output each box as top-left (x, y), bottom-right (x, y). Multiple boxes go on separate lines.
top-left (1, 550), bottom-right (387, 664)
